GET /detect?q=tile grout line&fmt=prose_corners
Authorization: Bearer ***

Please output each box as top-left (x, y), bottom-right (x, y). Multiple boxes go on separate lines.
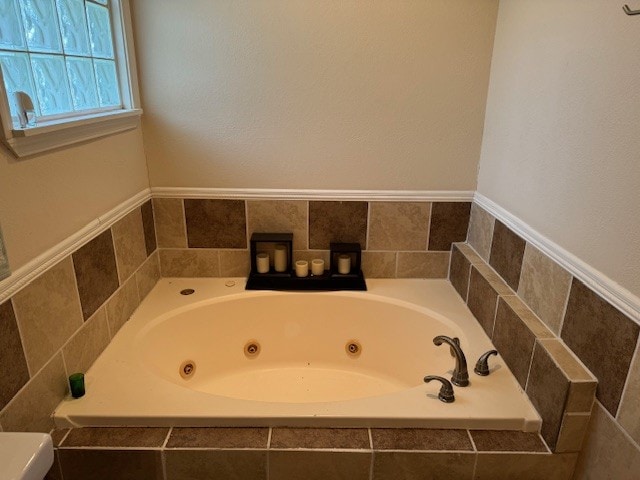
top-left (160, 427), bottom-right (172, 480)
top-left (425, 201), bottom-right (433, 251)
top-left (615, 335), bottom-right (640, 422)
top-left (556, 275), bottom-right (574, 338)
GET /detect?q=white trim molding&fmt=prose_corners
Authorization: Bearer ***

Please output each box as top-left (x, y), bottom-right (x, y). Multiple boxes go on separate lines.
top-left (0, 189), bottom-right (151, 303)
top-left (150, 187), bottom-right (475, 202)
top-left (474, 193), bottom-right (640, 324)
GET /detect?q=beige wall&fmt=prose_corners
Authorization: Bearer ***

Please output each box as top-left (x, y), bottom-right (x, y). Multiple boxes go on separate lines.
top-left (478, 0), bottom-right (640, 297)
top-left (132, 0), bottom-right (498, 190)
top-left (0, 128), bottom-right (150, 270)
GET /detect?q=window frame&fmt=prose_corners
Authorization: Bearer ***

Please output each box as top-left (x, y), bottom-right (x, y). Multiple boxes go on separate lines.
top-left (0, 0), bottom-right (142, 157)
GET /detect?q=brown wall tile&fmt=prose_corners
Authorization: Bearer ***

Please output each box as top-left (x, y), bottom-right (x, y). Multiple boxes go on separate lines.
top-left (561, 278), bottom-right (639, 416)
top-left (362, 251), bottom-right (397, 278)
top-left (12, 257), bottom-right (84, 373)
top-left (59, 449), bottom-right (163, 480)
top-left (271, 428), bottom-right (369, 450)
top-left (0, 353), bottom-right (67, 432)
top-left (517, 244), bottom-right (572, 335)
top-left (105, 274), bottom-right (140, 335)
top-left (159, 249), bottom-right (220, 277)
top-left (72, 230), bottom-right (120, 320)
top-left (140, 200), bottom-right (157, 256)
top-left (309, 201), bottom-right (368, 250)
top-left (247, 200), bottom-right (308, 250)
top-left (475, 452), bottom-right (577, 480)
top-left (525, 341), bottom-right (570, 450)
top-left (466, 266), bottom-right (499, 337)
top-left (428, 202), bottom-right (471, 251)
top-left (470, 430), bottom-right (547, 452)
top-left (269, 451), bottom-right (370, 480)
top-left (62, 307), bottom-right (109, 375)
top-left (62, 427), bottom-right (169, 448)
top-left (152, 198), bottom-right (186, 248)
top-left (449, 244), bottom-right (472, 301)
top-left (573, 402), bottom-right (640, 480)
top-left (112, 208), bottom-right (148, 283)
top-left (167, 427), bottom-right (268, 449)
top-left (396, 252), bottom-right (450, 278)
top-left (489, 220), bottom-right (526, 291)
top-left (373, 452), bottom-right (475, 480)
top-left (135, 251), bottom-right (160, 300)
top-left (0, 300), bottom-right (29, 410)
top-left (566, 382), bottom-right (597, 413)
top-left (185, 199), bottom-right (247, 248)
top-left (166, 450), bottom-right (266, 480)
top-left (492, 297), bottom-right (537, 388)
top-left (371, 428), bottom-right (472, 451)
top-left (367, 202), bottom-right (430, 251)
top-left (618, 348), bottom-right (640, 445)
top-left (467, 203), bottom-right (495, 261)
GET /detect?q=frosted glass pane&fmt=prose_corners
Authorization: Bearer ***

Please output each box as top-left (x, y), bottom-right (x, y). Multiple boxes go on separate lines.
top-left (66, 56), bottom-right (97, 110)
top-left (20, 0), bottom-right (63, 53)
top-left (31, 53), bottom-right (72, 114)
top-left (0, 51), bottom-right (40, 116)
top-left (56, 0), bottom-right (90, 55)
top-left (93, 58), bottom-right (118, 107)
top-left (86, 2), bottom-right (113, 59)
top-left (0, 0), bottom-right (26, 50)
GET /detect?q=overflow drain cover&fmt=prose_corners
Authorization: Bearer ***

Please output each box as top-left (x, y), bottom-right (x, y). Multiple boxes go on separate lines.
top-left (180, 289), bottom-right (195, 296)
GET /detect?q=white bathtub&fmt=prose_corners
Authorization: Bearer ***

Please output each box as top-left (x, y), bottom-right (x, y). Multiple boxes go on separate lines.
top-left (54, 278), bottom-right (541, 431)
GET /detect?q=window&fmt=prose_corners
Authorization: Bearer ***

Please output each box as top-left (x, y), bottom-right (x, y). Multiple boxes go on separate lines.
top-left (0, 0), bottom-right (141, 157)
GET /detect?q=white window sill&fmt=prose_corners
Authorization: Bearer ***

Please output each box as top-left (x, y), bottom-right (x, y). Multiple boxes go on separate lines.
top-left (4, 108), bottom-right (142, 157)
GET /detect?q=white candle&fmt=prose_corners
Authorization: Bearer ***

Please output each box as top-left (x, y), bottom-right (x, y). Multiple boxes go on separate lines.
top-left (338, 254), bottom-right (351, 274)
top-left (311, 258), bottom-right (325, 276)
top-left (274, 244), bottom-right (288, 272)
top-left (295, 260), bottom-right (309, 277)
top-left (256, 252), bottom-right (270, 273)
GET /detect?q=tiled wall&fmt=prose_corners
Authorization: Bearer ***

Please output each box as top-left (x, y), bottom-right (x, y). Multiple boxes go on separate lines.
top-left (3, 194), bottom-right (636, 479)
top-left (462, 203), bottom-right (640, 478)
top-left (48, 426), bottom-right (577, 480)
top-left (153, 198), bottom-right (472, 279)
top-left (0, 201), bottom-right (159, 434)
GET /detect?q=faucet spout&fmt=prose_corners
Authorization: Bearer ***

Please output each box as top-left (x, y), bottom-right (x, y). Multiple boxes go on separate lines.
top-left (433, 335), bottom-right (470, 387)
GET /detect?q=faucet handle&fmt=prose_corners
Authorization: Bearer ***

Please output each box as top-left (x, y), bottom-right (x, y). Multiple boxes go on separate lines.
top-left (474, 350), bottom-right (499, 376)
top-left (423, 375), bottom-right (455, 403)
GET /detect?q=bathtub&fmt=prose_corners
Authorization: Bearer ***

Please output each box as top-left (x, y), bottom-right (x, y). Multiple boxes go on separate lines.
top-left (54, 278), bottom-right (541, 431)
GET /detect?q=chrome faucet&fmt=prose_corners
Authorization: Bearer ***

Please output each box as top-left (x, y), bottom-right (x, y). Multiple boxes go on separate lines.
top-left (433, 335), bottom-right (469, 387)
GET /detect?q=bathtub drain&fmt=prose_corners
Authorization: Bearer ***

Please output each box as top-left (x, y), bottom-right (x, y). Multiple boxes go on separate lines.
top-left (179, 360), bottom-right (196, 379)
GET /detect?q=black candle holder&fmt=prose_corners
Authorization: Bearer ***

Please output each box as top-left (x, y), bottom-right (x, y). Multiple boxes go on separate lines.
top-left (245, 234), bottom-right (366, 291)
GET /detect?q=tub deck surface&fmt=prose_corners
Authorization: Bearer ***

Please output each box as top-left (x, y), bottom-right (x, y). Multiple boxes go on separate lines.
top-left (54, 278), bottom-right (541, 431)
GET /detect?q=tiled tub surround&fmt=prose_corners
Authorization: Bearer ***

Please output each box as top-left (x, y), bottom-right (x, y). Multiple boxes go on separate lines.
top-left (462, 203), bottom-right (640, 477)
top-left (0, 200), bottom-right (160, 434)
top-left (48, 426), bottom-right (578, 480)
top-left (450, 243), bottom-right (597, 454)
top-left (153, 198), bottom-right (471, 279)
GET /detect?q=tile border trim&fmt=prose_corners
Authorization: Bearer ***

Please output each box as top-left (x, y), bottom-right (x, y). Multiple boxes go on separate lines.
top-left (150, 187), bottom-right (475, 202)
top-left (474, 193), bottom-right (640, 323)
top-left (0, 189), bottom-right (152, 303)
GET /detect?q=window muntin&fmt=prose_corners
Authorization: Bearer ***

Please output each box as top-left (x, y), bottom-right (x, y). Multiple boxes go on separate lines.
top-left (0, 0), bottom-right (121, 126)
